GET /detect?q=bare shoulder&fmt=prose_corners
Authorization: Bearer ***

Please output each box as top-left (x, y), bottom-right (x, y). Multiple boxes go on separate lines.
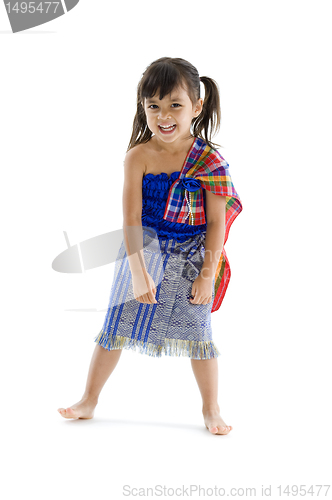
top-left (122, 144), bottom-right (149, 223)
top-left (123, 143), bottom-right (148, 179)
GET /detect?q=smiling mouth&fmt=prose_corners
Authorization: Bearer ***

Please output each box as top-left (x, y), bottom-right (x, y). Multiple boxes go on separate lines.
top-left (158, 124), bottom-right (176, 132)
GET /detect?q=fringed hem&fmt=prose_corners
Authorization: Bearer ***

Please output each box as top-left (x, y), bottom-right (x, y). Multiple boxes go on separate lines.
top-left (94, 330), bottom-right (220, 360)
top-left (163, 337), bottom-right (220, 359)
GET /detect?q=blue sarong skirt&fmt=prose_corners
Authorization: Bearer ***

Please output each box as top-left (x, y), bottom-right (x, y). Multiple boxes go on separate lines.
top-left (94, 229), bottom-right (220, 359)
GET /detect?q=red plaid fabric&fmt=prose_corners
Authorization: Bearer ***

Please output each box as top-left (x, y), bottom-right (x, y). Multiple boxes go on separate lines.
top-left (163, 136), bottom-right (243, 312)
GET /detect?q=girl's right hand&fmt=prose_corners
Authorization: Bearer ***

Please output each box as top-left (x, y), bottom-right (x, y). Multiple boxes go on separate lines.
top-left (132, 270), bottom-right (157, 304)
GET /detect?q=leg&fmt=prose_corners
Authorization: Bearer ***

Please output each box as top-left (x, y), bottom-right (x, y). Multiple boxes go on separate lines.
top-left (58, 344), bottom-right (122, 419)
top-left (191, 357), bottom-right (232, 435)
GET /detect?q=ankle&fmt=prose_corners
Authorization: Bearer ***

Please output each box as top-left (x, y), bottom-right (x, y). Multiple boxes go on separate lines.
top-left (202, 404), bottom-right (220, 413)
top-left (81, 393), bottom-right (99, 405)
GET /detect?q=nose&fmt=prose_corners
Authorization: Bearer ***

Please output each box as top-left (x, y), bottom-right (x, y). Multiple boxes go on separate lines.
top-left (158, 109), bottom-right (172, 120)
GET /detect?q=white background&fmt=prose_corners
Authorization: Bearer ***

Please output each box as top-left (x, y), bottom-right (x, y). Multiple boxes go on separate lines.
top-left (1, 1), bottom-right (331, 499)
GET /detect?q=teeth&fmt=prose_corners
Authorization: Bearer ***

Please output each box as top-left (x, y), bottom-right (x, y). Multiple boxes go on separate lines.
top-left (160, 125), bottom-right (175, 129)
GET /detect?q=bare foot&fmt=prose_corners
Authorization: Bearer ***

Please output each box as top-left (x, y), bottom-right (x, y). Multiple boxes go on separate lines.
top-left (203, 407), bottom-right (233, 435)
top-left (57, 397), bottom-right (98, 419)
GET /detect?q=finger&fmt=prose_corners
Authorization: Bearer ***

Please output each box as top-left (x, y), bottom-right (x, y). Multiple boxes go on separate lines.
top-left (190, 295), bottom-right (201, 304)
top-left (142, 290), bottom-right (154, 304)
top-left (138, 293), bottom-right (147, 303)
top-left (146, 285), bottom-right (155, 300)
top-left (148, 291), bottom-right (157, 304)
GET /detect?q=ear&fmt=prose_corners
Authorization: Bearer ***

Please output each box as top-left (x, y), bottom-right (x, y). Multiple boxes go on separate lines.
top-left (193, 98), bottom-right (204, 117)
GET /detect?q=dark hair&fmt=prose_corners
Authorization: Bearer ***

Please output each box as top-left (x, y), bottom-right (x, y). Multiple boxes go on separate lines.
top-left (126, 57), bottom-right (222, 152)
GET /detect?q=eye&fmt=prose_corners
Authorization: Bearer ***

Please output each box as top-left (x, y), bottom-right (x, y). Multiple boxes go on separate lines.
top-left (147, 103), bottom-right (181, 109)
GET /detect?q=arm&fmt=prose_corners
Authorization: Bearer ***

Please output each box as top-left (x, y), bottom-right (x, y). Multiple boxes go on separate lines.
top-left (200, 189), bottom-right (226, 280)
top-left (122, 146), bottom-right (147, 276)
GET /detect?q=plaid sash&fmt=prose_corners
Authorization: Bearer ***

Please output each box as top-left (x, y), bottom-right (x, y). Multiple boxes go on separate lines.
top-left (163, 136), bottom-right (243, 312)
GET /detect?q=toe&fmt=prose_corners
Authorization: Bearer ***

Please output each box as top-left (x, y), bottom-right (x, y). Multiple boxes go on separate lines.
top-left (58, 407), bottom-right (78, 419)
top-left (217, 426), bottom-right (228, 434)
top-left (66, 407), bottom-right (77, 416)
top-left (209, 425), bottom-right (219, 434)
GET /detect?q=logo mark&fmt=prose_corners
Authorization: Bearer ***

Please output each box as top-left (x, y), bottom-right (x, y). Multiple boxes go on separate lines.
top-left (3, 0), bottom-right (80, 33)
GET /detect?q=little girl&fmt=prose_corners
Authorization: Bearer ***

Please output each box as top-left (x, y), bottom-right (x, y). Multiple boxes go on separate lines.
top-left (58, 57), bottom-right (243, 435)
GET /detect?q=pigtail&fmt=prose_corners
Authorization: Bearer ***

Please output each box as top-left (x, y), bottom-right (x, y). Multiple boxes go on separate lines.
top-left (192, 76), bottom-right (222, 150)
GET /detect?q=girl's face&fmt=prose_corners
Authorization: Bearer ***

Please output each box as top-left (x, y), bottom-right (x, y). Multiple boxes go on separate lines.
top-left (142, 84), bottom-right (203, 143)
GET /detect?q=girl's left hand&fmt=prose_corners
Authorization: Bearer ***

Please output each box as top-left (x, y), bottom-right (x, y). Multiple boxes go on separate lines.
top-left (189, 274), bottom-right (214, 305)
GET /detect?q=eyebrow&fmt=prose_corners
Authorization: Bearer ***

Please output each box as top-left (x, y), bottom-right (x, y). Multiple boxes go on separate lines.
top-left (146, 96), bottom-right (183, 103)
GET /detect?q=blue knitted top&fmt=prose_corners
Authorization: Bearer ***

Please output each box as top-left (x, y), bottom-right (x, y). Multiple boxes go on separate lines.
top-left (141, 171), bottom-right (207, 242)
